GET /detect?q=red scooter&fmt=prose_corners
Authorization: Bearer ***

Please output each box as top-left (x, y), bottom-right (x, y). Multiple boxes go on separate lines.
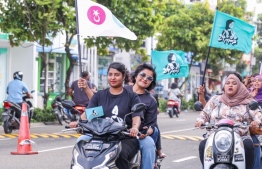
top-left (166, 100), bottom-right (179, 118)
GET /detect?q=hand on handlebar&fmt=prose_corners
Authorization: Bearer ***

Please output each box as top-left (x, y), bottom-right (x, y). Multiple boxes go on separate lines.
top-left (129, 128), bottom-right (139, 137)
top-left (195, 121), bottom-right (204, 128)
top-left (69, 121), bottom-right (78, 128)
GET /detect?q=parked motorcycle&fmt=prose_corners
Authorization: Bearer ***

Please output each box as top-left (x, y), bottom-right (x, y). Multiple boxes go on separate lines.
top-left (166, 100), bottom-right (179, 118)
top-left (194, 101), bottom-right (257, 169)
top-left (1, 90), bottom-right (35, 134)
top-left (51, 95), bottom-right (71, 125)
top-left (63, 103), bottom-right (146, 169)
top-left (61, 99), bottom-right (87, 122)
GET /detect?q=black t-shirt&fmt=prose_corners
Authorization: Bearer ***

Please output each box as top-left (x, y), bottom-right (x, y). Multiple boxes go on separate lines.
top-left (71, 80), bottom-right (92, 106)
top-left (125, 85), bottom-right (158, 130)
top-left (87, 88), bottom-right (143, 128)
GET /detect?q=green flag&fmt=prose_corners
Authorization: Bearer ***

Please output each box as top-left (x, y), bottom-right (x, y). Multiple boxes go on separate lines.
top-left (209, 10), bottom-right (255, 54)
top-left (151, 50), bottom-right (189, 81)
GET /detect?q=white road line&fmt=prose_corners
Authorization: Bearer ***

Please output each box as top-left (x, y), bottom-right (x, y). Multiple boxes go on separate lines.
top-left (161, 128), bottom-right (194, 134)
top-left (0, 138), bottom-right (12, 141)
top-left (175, 119), bottom-right (186, 122)
top-left (172, 156), bottom-right (197, 162)
top-left (38, 145), bottom-right (74, 153)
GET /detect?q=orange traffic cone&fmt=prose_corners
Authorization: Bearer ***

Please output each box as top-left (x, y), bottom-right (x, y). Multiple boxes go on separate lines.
top-left (11, 102), bottom-right (38, 155)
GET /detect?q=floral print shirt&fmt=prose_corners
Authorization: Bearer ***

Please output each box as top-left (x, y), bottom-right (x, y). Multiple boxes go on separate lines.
top-left (196, 95), bottom-right (262, 138)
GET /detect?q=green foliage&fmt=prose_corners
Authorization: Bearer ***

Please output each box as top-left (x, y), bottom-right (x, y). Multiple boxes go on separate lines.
top-left (159, 98), bottom-right (167, 113)
top-left (181, 98), bottom-right (195, 110)
top-left (252, 47), bottom-right (262, 74)
top-left (256, 14), bottom-right (262, 48)
top-left (33, 108), bottom-right (56, 122)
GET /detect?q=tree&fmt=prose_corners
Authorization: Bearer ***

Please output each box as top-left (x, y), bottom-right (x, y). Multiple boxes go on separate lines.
top-left (252, 47), bottom-right (262, 74)
top-left (156, 1), bottom-right (247, 65)
top-left (0, 0), bottom-right (63, 108)
top-left (256, 14), bottom-right (262, 48)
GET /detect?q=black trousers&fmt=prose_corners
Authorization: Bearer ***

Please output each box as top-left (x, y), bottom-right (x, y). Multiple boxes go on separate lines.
top-left (155, 125), bottom-right (162, 150)
top-left (199, 138), bottom-right (254, 168)
top-left (116, 138), bottom-right (139, 169)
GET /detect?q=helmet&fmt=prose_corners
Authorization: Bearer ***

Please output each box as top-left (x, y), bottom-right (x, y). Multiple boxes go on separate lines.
top-left (13, 71), bottom-right (23, 80)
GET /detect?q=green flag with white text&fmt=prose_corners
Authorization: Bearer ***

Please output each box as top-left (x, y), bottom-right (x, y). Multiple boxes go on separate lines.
top-left (151, 50), bottom-right (189, 81)
top-left (209, 10), bottom-right (255, 54)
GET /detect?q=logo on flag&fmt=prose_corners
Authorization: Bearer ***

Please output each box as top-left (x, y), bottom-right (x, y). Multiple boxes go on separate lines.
top-left (152, 50), bottom-right (189, 81)
top-left (209, 10), bottom-right (255, 54)
top-left (76, 0), bottom-right (137, 40)
top-left (85, 106), bottom-right (104, 121)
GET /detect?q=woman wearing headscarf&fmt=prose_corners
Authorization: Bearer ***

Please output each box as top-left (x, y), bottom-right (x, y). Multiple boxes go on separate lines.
top-left (250, 75), bottom-right (262, 169)
top-left (195, 73), bottom-right (262, 169)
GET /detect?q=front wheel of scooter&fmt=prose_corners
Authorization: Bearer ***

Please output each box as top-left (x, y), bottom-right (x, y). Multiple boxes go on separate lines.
top-left (55, 110), bottom-right (63, 125)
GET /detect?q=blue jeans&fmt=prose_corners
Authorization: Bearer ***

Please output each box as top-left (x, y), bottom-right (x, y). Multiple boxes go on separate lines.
top-left (149, 126), bottom-right (159, 144)
top-left (138, 136), bottom-right (156, 169)
top-left (251, 135), bottom-right (260, 169)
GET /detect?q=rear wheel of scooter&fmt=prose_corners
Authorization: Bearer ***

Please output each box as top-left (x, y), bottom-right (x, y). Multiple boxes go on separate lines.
top-left (55, 110), bottom-right (63, 125)
top-left (3, 120), bottom-right (13, 134)
top-left (174, 107), bottom-right (179, 118)
top-left (168, 110), bottom-right (174, 118)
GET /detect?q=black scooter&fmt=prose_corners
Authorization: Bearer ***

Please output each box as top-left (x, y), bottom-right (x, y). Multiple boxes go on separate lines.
top-left (1, 90), bottom-right (35, 134)
top-left (63, 103), bottom-right (145, 169)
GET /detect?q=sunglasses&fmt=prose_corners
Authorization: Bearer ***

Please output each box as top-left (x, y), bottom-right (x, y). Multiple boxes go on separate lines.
top-left (139, 72), bottom-right (153, 81)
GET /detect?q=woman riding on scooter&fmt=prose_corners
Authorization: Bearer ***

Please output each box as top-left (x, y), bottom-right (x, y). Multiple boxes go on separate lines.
top-left (195, 73), bottom-right (262, 169)
top-left (69, 62), bottom-right (143, 169)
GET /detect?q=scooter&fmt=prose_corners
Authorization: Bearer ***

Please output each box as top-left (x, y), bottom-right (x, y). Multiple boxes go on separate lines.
top-left (63, 103), bottom-right (146, 169)
top-left (61, 99), bottom-right (86, 122)
top-left (194, 101), bottom-right (258, 169)
top-left (166, 100), bottom-right (179, 118)
top-left (1, 90), bottom-right (35, 134)
top-left (51, 95), bottom-right (71, 125)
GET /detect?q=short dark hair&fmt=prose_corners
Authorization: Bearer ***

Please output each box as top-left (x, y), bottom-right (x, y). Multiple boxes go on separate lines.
top-left (252, 73), bottom-right (259, 77)
top-left (81, 71), bottom-right (89, 77)
top-left (170, 83), bottom-right (178, 89)
top-left (132, 63), bottom-right (156, 91)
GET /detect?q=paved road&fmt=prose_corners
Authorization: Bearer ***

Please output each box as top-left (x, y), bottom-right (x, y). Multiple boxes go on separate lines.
top-left (0, 111), bottom-right (204, 169)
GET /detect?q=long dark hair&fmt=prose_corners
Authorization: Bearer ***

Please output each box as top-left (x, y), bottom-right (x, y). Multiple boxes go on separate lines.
top-left (132, 63), bottom-right (156, 91)
top-left (108, 62), bottom-right (129, 83)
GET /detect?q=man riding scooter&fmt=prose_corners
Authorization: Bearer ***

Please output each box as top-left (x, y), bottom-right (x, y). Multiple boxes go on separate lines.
top-left (6, 71), bottom-right (33, 122)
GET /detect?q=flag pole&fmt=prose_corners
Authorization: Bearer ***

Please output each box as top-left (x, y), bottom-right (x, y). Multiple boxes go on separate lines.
top-left (201, 8), bottom-right (217, 86)
top-left (75, 0), bottom-right (83, 76)
top-left (201, 46), bottom-right (211, 86)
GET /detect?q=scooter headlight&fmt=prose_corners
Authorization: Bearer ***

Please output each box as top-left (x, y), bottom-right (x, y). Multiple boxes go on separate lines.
top-left (214, 130), bottom-right (232, 153)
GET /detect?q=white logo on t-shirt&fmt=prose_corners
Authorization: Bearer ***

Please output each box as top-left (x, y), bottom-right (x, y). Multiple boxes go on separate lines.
top-left (111, 105), bottom-right (123, 123)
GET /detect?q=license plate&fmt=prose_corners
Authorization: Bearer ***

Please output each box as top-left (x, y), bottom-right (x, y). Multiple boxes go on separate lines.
top-left (85, 143), bottom-right (102, 150)
top-left (2, 112), bottom-right (8, 116)
top-left (217, 155), bottom-right (229, 162)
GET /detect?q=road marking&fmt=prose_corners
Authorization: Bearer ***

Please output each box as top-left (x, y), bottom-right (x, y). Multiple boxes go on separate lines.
top-left (38, 146), bottom-right (74, 153)
top-left (0, 133), bottom-right (81, 139)
top-left (172, 156), bottom-right (197, 162)
top-left (161, 128), bottom-right (194, 134)
top-left (175, 119), bottom-right (186, 122)
top-left (161, 135), bottom-right (203, 141)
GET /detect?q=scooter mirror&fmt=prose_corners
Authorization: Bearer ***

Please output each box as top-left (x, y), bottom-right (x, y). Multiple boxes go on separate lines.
top-left (194, 101), bottom-right (203, 111)
top-left (131, 103), bottom-right (146, 113)
top-left (249, 100), bottom-right (259, 111)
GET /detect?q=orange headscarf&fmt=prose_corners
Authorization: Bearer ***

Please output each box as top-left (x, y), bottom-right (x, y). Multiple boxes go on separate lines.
top-left (220, 74), bottom-right (253, 107)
